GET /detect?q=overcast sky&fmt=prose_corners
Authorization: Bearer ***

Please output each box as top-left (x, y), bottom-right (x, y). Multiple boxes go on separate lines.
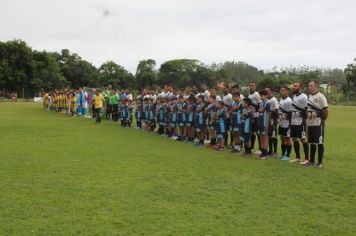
top-left (1, 0), bottom-right (355, 72)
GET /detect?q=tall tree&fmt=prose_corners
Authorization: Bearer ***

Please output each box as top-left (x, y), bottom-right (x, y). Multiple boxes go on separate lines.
top-left (98, 61), bottom-right (134, 89)
top-left (344, 58), bottom-right (356, 100)
top-left (135, 59), bottom-right (157, 88)
top-left (55, 49), bottom-right (97, 88)
top-left (0, 39), bottom-right (33, 96)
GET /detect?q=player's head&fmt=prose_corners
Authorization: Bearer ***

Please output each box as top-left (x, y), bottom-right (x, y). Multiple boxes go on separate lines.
top-left (200, 83), bottom-right (207, 91)
top-left (217, 101), bottom-right (224, 109)
top-left (293, 82), bottom-right (303, 94)
top-left (208, 95), bottom-right (216, 103)
top-left (308, 80), bottom-right (319, 94)
top-left (266, 87), bottom-right (274, 98)
top-left (279, 86), bottom-right (290, 98)
top-left (259, 89), bottom-right (268, 101)
top-left (243, 97), bottom-right (252, 108)
top-left (232, 92), bottom-right (241, 102)
top-left (197, 94), bottom-right (205, 103)
top-left (248, 82), bottom-right (256, 93)
top-left (222, 84), bottom-right (229, 95)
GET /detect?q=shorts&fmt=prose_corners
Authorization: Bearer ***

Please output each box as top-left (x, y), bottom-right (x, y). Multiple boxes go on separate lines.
top-left (196, 123), bottom-right (205, 132)
top-left (290, 125), bottom-right (306, 140)
top-left (177, 113), bottom-right (186, 127)
top-left (258, 126), bottom-right (268, 136)
top-left (208, 122), bottom-right (216, 131)
top-left (251, 117), bottom-right (259, 132)
top-left (268, 123), bottom-right (277, 138)
top-left (307, 125), bottom-right (325, 144)
top-left (278, 126), bottom-right (290, 137)
top-left (240, 133), bottom-right (251, 142)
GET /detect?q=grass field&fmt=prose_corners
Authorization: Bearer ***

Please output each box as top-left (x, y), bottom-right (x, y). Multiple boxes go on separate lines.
top-left (0, 102), bottom-right (355, 235)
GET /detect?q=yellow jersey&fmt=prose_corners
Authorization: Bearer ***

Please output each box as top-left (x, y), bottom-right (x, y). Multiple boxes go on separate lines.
top-left (93, 94), bottom-right (105, 109)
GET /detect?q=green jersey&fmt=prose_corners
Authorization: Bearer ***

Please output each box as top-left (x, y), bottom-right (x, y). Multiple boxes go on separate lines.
top-left (109, 93), bottom-right (119, 105)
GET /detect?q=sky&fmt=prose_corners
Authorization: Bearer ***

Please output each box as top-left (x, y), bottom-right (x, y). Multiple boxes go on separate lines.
top-left (0, 0), bottom-right (355, 72)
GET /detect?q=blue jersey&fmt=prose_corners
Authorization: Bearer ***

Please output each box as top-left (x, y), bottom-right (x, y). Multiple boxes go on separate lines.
top-left (258, 101), bottom-right (271, 129)
top-left (231, 101), bottom-right (243, 131)
top-left (185, 103), bottom-right (196, 126)
top-left (216, 109), bottom-right (226, 135)
top-left (157, 104), bottom-right (166, 124)
top-left (146, 104), bottom-right (155, 121)
top-left (206, 104), bottom-right (216, 125)
top-left (135, 104), bottom-right (142, 120)
top-left (241, 108), bottom-right (252, 134)
top-left (76, 93), bottom-right (81, 105)
top-left (195, 103), bottom-right (205, 126)
top-left (81, 92), bottom-right (88, 104)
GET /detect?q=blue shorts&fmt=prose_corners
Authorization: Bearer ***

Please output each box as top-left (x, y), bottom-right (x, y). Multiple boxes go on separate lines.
top-left (240, 133), bottom-right (251, 142)
top-left (196, 123), bottom-right (205, 132)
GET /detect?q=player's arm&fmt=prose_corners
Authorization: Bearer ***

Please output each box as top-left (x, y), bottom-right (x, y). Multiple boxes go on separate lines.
top-left (211, 111), bottom-right (217, 123)
top-left (322, 107), bottom-right (328, 121)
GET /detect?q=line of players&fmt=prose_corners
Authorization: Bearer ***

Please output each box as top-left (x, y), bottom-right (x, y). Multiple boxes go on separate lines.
top-left (113, 81), bottom-right (328, 168)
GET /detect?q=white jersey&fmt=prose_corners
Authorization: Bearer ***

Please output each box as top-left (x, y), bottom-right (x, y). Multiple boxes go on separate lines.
top-left (248, 91), bottom-right (261, 118)
top-left (268, 96), bottom-right (279, 126)
top-left (164, 91), bottom-right (173, 99)
top-left (279, 97), bottom-right (292, 128)
top-left (307, 92), bottom-right (328, 126)
top-left (291, 92), bottom-right (308, 126)
top-left (198, 90), bottom-right (210, 102)
top-left (223, 93), bottom-right (233, 118)
top-left (268, 96), bottom-right (279, 111)
top-left (126, 93), bottom-right (133, 101)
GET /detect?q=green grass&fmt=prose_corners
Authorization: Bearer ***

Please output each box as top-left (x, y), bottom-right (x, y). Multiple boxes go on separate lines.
top-left (0, 103), bottom-right (355, 235)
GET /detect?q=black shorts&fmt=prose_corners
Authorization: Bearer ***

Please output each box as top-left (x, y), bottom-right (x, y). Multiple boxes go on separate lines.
top-left (268, 123), bottom-right (277, 138)
top-left (240, 132), bottom-right (251, 142)
top-left (290, 125), bottom-right (306, 140)
top-left (225, 119), bottom-right (231, 132)
top-left (251, 117), bottom-right (259, 132)
top-left (307, 125), bottom-right (325, 144)
top-left (278, 126), bottom-right (290, 137)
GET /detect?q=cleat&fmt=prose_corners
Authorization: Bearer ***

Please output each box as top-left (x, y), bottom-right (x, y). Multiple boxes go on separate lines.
top-left (316, 163), bottom-right (323, 168)
top-left (280, 156), bottom-right (291, 161)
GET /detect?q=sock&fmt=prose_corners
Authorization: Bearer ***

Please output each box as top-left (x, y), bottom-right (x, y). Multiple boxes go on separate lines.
top-left (303, 143), bottom-right (309, 160)
top-left (258, 136), bottom-right (262, 150)
top-left (211, 138), bottom-right (216, 145)
top-left (281, 144), bottom-right (286, 156)
top-left (317, 144), bottom-right (324, 164)
top-left (293, 141), bottom-right (300, 159)
top-left (237, 145), bottom-right (241, 151)
top-left (261, 149), bottom-right (267, 157)
top-left (310, 144), bottom-right (316, 163)
top-left (273, 138), bottom-right (278, 153)
top-left (251, 133), bottom-right (256, 149)
top-left (286, 145), bottom-right (292, 157)
top-left (268, 138), bottom-right (273, 154)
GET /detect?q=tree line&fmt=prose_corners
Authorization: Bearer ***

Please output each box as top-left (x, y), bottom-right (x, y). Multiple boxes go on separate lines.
top-left (1, 39), bottom-right (355, 100)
